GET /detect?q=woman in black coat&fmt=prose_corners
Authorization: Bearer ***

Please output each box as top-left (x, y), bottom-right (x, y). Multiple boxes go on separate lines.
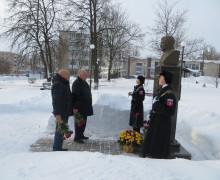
top-left (140, 71), bottom-right (176, 159)
top-left (129, 75), bottom-right (145, 133)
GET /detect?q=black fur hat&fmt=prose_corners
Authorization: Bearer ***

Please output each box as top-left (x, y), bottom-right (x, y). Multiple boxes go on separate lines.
top-left (160, 71), bottom-right (173, 84)
top-left (137, 75), bottom-right (145, 84)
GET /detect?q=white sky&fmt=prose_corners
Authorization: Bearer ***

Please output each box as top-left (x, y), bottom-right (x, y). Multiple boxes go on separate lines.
top-left (113, 0), bottom-right (220, 56)
top-left (0, 0), bottom-right (220, 57)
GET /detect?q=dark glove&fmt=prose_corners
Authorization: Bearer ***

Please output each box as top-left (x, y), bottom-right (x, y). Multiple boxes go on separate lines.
top-left (149, 111), bottom-right (155, 120)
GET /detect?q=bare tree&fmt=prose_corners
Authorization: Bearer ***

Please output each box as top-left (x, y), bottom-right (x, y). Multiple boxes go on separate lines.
top-left (2, 0), bottom-right (64, 81)
top-left (65, 0), bottom-right (108, 88)
top-left (203, 45), bottom-right (220, 60)
top-left (148, 0), bottom-right (204, 59)
top-left (101, 4), bottom-right (145, 81)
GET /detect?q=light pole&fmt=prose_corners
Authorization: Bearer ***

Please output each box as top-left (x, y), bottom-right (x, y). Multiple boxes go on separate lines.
top-left (179, 42), bottom-right (185, 100)
top-left (216, 60), bottom-right (219, 88)
top-left (180, 42), bottom-right (185, 77)
top-left (201, 50), bottom-right (204, 76)
top-left (202, 47), bottom-right (210, 87)
top-left (89, 44), bottom-right (95, 90)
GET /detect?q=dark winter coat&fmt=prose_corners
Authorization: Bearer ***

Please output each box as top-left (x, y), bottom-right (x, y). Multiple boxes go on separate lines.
top-left (142, 85), bottom-right (176, 159)
top-left (129, 84), bottom-right (145, 128)
top-left (72, 77), bottom-right (93, 116)
top-left (51, 73), bottom-right (73, 118)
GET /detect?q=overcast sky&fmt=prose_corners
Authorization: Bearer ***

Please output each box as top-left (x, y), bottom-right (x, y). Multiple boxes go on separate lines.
top-left (0, 0), bottom-right (219, 57)
top-left (113, 0), bottom-right (220, 57)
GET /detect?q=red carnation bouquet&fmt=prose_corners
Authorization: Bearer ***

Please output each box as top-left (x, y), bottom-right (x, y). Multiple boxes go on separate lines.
top-left (56, 120), bottom-right (73, 140)
top-left (133, 112), bottom-right (140, 128)
top-left (142, 120), bottom-right (149, 138)
top-left (73, 112), bottom-right (85, 127)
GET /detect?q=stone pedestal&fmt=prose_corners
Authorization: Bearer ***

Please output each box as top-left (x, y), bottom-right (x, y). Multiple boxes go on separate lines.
top-left (153, 65), bottom-right (191, 160)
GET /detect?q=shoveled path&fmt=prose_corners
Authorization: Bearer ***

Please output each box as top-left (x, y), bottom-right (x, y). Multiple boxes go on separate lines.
top-left (30, 137), bottom-right (190, 159)
top-left (30, 137), bottom-right (140, 156)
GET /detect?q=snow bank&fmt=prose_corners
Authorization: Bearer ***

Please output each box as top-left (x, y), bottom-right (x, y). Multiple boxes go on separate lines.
top-left (1, 76), bottom-right (220, 179)
top-left (1, 152), bottom-right (220, 180)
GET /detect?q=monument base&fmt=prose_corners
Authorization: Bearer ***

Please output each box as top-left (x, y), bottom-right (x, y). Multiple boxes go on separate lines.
top-left (170, 139), bottom-right (180, 149)
top-left (169, 139), bottom-right (191, 160)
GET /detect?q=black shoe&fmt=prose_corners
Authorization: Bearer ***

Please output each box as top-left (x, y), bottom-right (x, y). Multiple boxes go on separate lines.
top-left (53, 148), bottom-right (68, 151)
top-left (74, 139), bottom-right (84, 143)
top-left (81, 136), bottom-right (89, 140)
top-left (60, 148), bottom-right (68, 151)
top-left (139, 153), bottom-right (146, 158)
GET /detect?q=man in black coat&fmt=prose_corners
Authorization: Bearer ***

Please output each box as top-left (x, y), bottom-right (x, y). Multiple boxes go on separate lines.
top-left (51, 69), bottom-right (72, 151)
top-left (140, 71), bottom-right (176, 158)
top-left (72, 69), bottom-right (93, 143)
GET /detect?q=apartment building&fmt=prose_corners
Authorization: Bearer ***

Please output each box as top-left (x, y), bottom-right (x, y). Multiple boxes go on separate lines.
top-left (59, 29), bottom-right (90, 76)
top-left (0, 51), bottom-right (28, 74)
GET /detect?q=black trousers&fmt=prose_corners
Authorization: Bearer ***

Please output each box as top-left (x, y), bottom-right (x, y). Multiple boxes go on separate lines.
top-left (133, 127), bottom-right (140, 133)
top-left (74, 115), bottom-right (87, 140)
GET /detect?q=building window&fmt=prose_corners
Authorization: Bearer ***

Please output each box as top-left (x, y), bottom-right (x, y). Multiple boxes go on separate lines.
top-left (195, 64), bottom-right (199, 70)
top-left (150, 70), bottom-right (154, 77)
top-left (71, 33), bottom-right (76, 40)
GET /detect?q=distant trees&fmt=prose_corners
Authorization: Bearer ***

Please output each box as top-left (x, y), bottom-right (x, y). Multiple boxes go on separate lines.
top-left (101, 4), bottom-right (145, 80)
top-left (1, 0), bottom-right (219, 82)
top-left (65, 0), bottom-right (108, 86)
top-left (148, 0), bottom-right (205, 59)
top-left (2, 0), bottom-right (64, 81)
top-left (200, 45), bottom-right (220, 60)
top-left (65, 0), bottom-right (145, 82)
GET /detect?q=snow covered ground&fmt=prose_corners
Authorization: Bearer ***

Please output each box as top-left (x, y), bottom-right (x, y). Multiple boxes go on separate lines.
top-left (0, 75), bottom-right (220, 180)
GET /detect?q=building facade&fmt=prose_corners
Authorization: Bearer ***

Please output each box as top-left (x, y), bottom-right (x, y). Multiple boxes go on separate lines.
top-left (124, 57), bottom-right (220, 79)
top-left (124, 57), bottom-right (159, 78)
top-left (59, 29), bottom-right (90, 76)
top-left (184, 60), bottom-right (220, 78)
top-left (0, 51), bottom-right (28, 75)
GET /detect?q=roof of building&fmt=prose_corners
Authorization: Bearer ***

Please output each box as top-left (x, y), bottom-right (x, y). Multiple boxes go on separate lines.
top-left (184, 59), bottom-right (219, 64)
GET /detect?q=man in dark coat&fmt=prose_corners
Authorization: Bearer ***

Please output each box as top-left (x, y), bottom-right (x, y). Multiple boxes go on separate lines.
top-left (72, 69), bottom-right (93, 143)
top-left (129, 75), bottom-right (145, 133)
top-left (51, 69), bottom-right (73, 151)
top-left (140, 71), bottom-right (176, 158)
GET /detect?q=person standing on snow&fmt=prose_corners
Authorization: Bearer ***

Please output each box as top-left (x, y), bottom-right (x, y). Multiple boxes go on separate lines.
top-left (72, 69), bottom-right (93, 143)
top-left (51, 69), bottom-right (73, 151)
top-left (129, 75), bottom-right (145, 133)
top-left (139, 71), bottom-right (176, 159)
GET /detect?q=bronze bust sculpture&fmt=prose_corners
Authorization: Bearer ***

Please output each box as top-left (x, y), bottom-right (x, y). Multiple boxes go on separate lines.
top-left (159, 36), bottom-right (180, 66)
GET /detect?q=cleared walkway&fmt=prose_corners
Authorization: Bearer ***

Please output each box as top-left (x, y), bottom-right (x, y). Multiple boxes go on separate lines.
top-left (30, 137), bottom-right (191, 159)
top-left (30, 138), bottom-right (126, 155)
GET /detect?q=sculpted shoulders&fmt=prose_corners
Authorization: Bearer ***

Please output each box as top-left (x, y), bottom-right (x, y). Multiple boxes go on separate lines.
top-left (160, 50), bottom-right (180, 66)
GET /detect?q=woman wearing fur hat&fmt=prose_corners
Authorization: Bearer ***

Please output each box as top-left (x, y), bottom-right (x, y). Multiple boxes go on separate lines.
top-left (129, 75), bottom-right (145, 133)
top-left (140, 71), bottom-right (176, 159)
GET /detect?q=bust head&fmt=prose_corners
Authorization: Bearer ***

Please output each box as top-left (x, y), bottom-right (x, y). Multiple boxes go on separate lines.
top-left (161, 36), bottom-right (175, 52)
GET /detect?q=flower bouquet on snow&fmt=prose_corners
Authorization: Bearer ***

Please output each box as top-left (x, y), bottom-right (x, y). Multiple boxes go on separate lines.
top-left (73, 112), bottom-right (85, 127)
top-left (118, 129), bottom-right (143, 153)
top-left (56, 120), bottom-right (73, 140)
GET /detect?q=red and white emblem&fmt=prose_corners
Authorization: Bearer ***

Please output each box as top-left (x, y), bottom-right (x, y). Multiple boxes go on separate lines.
top-left (167, 99), bottom-right (173, 106)
top-left (139, 91), bottom-right (143, 95)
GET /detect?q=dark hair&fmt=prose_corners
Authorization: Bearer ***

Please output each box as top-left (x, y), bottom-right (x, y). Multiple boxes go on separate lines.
top-left (160, 71), bottom-right (173, 84)
top-left (137, 75), bottom-right (145, 84)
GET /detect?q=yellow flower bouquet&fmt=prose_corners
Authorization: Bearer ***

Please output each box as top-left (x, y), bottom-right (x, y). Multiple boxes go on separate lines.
top-left (118, 130), bottom-right (143, 153)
